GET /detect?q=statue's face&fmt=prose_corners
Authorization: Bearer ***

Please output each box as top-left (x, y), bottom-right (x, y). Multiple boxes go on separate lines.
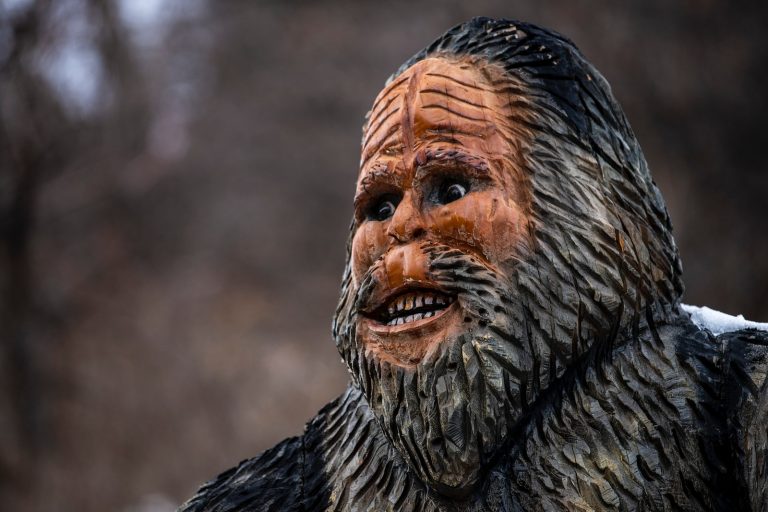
top-left (351, 57), bottom-right (530, 367)
top-left (339, 56), bottom-right (536, 493)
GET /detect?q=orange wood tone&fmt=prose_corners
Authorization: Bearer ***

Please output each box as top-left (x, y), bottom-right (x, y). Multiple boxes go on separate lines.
top-left (351, 56), bottom-right (535, 366)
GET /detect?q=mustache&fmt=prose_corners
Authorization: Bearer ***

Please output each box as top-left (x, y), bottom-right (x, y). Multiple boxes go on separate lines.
top-left (345, 242), bottom-right (535, 400)
top-left (352, 242), bottom-right (512, 322)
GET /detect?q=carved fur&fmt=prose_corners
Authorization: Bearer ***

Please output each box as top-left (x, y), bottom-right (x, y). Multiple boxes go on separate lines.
top-left (179, 18), bottom-right (768, 511)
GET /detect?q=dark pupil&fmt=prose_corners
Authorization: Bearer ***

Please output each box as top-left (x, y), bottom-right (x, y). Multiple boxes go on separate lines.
top-left (442, 183), bottom-right (467, 203)
top-left (376, 200), bottom-right (395, 220)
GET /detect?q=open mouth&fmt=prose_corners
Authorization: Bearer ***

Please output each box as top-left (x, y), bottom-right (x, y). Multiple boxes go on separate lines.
top-left (371, 289), bottom-right (456, 327)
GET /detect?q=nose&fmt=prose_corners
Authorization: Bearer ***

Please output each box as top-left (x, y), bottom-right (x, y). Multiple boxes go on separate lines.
top-left (387, 192), bottom-right (425, 243)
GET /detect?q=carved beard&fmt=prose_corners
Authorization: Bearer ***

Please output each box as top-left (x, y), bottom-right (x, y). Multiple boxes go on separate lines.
top-left (334, 242), bottom-right (535, 494)
top-left (333, 201), bottom-right (674, 495)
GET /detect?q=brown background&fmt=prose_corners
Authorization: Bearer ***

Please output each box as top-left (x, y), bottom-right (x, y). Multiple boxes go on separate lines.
top-left (1, 1), bottom-right (766, 510)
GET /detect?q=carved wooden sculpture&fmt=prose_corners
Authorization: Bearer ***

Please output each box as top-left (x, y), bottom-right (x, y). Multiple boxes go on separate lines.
top-left (179, 18), bottom-right (768, 511)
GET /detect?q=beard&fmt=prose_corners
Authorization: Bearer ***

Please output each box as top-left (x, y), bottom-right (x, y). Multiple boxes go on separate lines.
top-left (334, 243), bottom-right (537, 494)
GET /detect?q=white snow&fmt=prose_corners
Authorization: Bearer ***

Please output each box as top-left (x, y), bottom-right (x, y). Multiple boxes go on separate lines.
top-left (682, 304), bottom-right (768, 336)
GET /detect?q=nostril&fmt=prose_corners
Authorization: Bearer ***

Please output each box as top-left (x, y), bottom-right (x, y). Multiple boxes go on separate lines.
top-left (388, 230), bottom-right (405, 243)
top-left (387, 223), bottom-right (425, 244)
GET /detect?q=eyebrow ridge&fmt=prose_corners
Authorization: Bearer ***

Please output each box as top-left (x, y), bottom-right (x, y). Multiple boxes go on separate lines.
top-left (354, 164), bottom-right (401, 205)
top-left (426, 125), bottom-right (490, 140)
top-left (416, 150), bottom-right (491, 177)
top-left (361, 123), bottom-right (402, 167)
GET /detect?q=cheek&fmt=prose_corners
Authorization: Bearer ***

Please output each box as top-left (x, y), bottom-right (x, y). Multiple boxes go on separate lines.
top-left (351, 223), bottom-right (390, 285)
top-left (488, 198), bottom-right (526, 261)
top-left (429, 193), bottom-right (526, 264)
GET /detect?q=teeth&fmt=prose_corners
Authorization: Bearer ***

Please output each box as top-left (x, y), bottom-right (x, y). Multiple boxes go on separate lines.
top-left (381, 291), bottom-right (455, 327)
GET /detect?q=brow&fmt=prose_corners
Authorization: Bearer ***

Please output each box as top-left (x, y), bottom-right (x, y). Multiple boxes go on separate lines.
top-left (356, 148), bottom-right (490, 200)
top-left (353, 162), bottom-right (399, 210)
top-left (425, 123), bottom-right (493, 140)
top-left (415, 149), bottom-right (491, 180)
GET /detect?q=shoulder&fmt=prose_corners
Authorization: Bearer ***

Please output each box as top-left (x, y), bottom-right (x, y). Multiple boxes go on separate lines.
top-left (666, 308), bottom-right (768, 435)
top-left (719, 328), bottom-right (768, 394)
top-left (177, 387), bottom-right (365, 512)
top-left (676, 304), bottom-right (768, 393)
top-left (661, 310), bottom-right (768, 508)
top-left (717, 328), bottom-right (768, 428)
top-left (177, 386), bottom-right (373, 511)
top-left (675, 305), bottom-right (768, 417)
top-left (717, 328), bottom-right (768, 510)
top-left (178, 435), bottom-right (307, 512)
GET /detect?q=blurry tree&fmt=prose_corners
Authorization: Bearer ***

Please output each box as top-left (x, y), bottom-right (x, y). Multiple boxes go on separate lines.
top-left (1, 0), bottom-right (69, 485)
top-left (0, 1), bottom-right (765, 511)
top-left (0, 0), bottom-right (151, 505)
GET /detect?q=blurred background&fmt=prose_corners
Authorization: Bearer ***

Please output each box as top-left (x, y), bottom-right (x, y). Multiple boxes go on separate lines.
top-left (1, 0), bottom-right (766, 510)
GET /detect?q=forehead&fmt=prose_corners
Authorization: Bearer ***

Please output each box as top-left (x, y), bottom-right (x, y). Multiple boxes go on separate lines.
top-left (360, 56), bottom-right (516, 175)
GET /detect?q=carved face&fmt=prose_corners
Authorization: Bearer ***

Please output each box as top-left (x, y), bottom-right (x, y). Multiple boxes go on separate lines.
top-left (351, 57), bottom-right (531, 366)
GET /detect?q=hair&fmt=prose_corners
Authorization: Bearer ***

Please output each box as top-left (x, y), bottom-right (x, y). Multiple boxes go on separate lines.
top-left (332, 17), bottom-right (685, 492)
top-left (340, 15), bottom-right (684, 341)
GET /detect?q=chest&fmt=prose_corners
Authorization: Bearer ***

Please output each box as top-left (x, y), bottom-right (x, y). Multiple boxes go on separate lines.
top-left (328, 339), bottom-right (736, 511)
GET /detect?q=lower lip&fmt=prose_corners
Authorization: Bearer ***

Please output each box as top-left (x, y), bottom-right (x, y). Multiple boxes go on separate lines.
top-left (365, 301), bottom-right (457, 335)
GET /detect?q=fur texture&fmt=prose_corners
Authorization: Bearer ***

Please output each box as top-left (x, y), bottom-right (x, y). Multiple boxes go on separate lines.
top-left (179, 18), bottom-right (768, 511)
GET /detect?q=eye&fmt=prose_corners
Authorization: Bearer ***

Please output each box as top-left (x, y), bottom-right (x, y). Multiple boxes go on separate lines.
top-left (367, 195), bottom-right (398, 221)
top-left (438, 181), bottom-right (468, 204)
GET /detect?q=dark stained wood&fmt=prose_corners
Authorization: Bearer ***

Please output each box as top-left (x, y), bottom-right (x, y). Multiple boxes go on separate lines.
top-left (179, 17), bottom-right (768, 511)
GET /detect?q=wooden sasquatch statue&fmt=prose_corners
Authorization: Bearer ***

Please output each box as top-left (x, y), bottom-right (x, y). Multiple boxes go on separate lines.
top-left (180, 18), bottom-right (768, 511)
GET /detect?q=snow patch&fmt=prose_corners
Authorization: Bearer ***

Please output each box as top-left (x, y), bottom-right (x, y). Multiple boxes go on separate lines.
top-left (682, 304), bottom-right (768, 336)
